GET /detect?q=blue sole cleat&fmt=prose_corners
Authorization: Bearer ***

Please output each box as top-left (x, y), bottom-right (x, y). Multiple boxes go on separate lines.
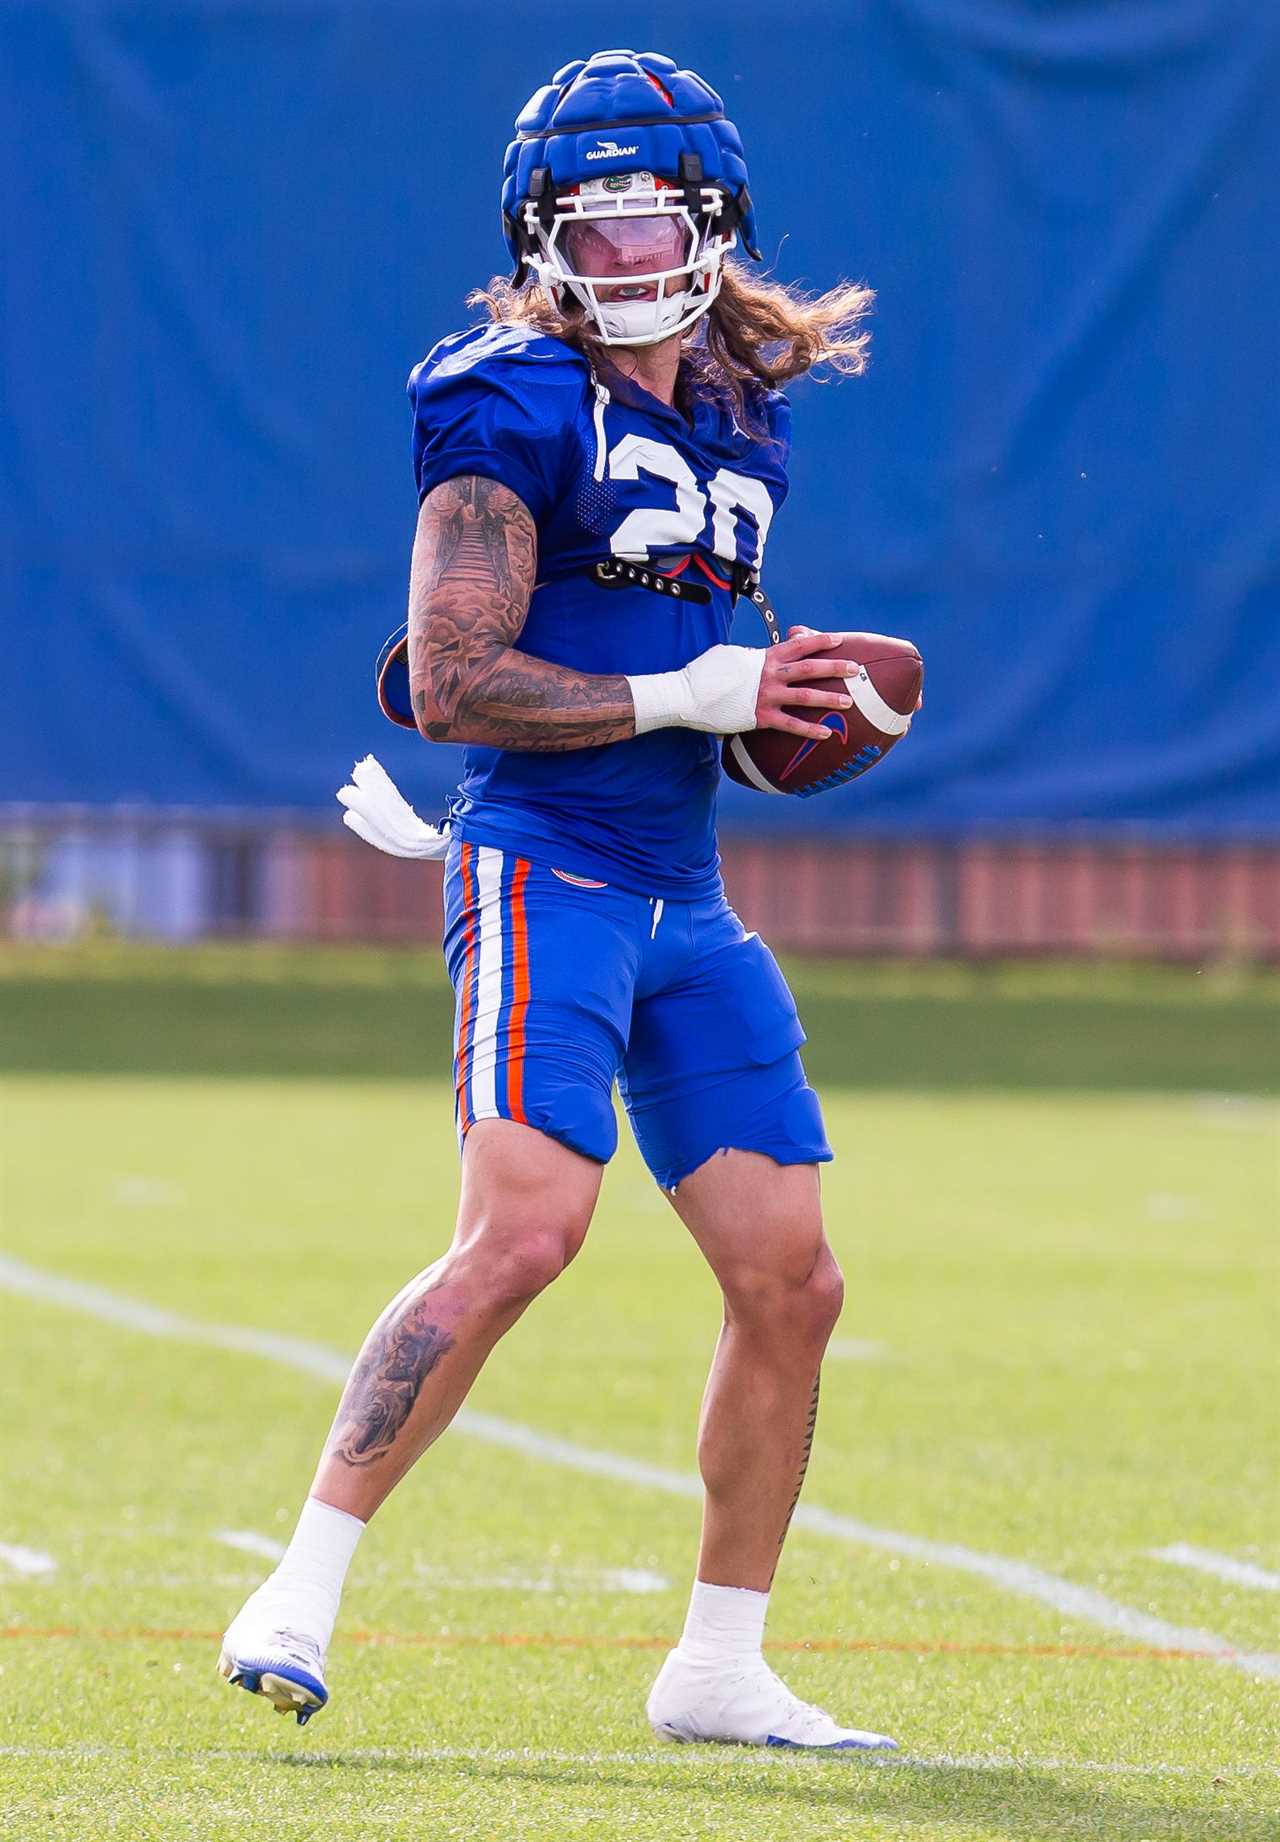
top-left (219, 1649), bottom-right (328, 1727)
top-left (765, 1732), bottom-right (898, 1751)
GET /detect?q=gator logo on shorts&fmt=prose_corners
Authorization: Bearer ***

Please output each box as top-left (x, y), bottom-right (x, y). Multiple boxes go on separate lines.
top-left (551, 867), bottom-right (608, 889)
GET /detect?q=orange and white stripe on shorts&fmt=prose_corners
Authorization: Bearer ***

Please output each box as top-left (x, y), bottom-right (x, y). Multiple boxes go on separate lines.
top-left (453, 843), bottom-right (532, 1137)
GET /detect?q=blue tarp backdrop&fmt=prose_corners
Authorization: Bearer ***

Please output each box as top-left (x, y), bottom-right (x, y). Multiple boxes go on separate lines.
top-left (3, 2), bottom-right (1278, 835)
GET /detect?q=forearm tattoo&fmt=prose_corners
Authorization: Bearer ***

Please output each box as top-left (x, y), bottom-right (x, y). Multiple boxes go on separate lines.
top-left (777, 1373), bottom-right (821, 1555)
top-left (329, 1301), bottom-right (456, 1469)
top-left (408, 476), bottom-right (636, 752)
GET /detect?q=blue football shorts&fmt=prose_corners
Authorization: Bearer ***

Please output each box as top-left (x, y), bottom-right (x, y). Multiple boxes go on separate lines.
top-left (441, 838), bottom-right (832, 1190)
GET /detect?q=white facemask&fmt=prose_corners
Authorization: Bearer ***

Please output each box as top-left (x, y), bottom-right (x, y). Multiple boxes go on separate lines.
top-left (524, 171), bottom-right (735, 347)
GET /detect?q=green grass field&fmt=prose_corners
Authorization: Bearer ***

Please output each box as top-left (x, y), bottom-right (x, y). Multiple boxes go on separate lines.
top-left (1, 946), bottom-right (1277, 1840)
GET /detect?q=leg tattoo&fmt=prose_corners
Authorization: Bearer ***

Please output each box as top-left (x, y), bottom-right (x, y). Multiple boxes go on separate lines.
top-left (330, 1300), bottom-right (456, 1468)
top-left (778, 1372), bottom-right (821, 1554)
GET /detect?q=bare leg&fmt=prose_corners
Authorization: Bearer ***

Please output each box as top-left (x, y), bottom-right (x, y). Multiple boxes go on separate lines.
top-left (644, 1151), bottom-right (893, 1747)
top-left (219, 1118), bottom-right (603, 1720)
top-left (669, 1150), bottom-right (843, 1590)
top-left (310, 1118), bottom-right (602, 1521)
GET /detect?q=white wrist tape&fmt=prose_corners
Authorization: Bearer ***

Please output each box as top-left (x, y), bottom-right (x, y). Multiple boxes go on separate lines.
top-left (626, 644), bottom-right (766, 737)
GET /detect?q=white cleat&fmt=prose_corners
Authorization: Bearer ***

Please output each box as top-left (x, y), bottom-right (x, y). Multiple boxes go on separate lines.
top-left (218, 1587), bottom-right (329, 1727)
top-left (646, 1649), bottom-right (898, 1752)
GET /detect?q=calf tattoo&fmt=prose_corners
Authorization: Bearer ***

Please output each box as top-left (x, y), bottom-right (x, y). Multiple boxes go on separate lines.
top-left (778, 1373), bottom-right (822, 1553)
top-left (331, 1304), bottom-right (456, 1468)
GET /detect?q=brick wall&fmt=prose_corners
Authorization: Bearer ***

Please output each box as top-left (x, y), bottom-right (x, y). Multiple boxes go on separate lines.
top-left (5, 817), bottom-right (1277, 957)
top-left (264, 833), bottom-right (1280, 960)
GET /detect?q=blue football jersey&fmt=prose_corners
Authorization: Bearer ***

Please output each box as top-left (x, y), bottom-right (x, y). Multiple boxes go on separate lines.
top-left (408, 323), bottom-right (790, 898)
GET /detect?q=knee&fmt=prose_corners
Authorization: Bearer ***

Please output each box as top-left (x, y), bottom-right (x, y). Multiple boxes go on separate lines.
top-left (453, 1221), bottom-right (578, 1312)
top-left (449, 1121), bottom-right (601, 1313)
top-left (723, 1240), bottom-right (845, 1348)
top-left (805, 1246), bottom-right (846, 1342)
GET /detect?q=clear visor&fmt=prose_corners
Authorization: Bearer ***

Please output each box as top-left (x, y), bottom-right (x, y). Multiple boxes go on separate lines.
top-left (561, 214), bottom-right (690, 280)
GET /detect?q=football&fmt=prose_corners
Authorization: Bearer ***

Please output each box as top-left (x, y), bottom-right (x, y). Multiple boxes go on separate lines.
top-left (722, 632), bottom-right (923, 797)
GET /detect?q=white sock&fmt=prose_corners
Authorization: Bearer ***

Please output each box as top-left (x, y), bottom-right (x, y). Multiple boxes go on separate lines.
top-left (254, 1497), bottom-right (365, 1652)
top-left (675, 1579), bottom-right (769, 1668)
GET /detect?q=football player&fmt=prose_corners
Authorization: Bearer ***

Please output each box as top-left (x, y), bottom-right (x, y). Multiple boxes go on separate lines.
top-left (221, 48), bottom-right (898, 1752)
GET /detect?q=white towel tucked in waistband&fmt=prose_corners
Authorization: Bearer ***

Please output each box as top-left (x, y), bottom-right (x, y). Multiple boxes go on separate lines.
top-left (336, 754), bottom-right (450, 860)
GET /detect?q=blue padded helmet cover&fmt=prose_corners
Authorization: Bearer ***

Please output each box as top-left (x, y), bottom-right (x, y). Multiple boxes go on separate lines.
top-left (502, 50), bottom-right (758, 266)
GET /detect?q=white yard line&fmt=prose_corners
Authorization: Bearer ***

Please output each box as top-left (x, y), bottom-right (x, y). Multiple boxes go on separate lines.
top-left (0, 1256), bottom-right (352, 1384)
top-left (0, 1742), bottom-right (1277, 1777)
top-left (212, 1529), bottom-right (286, 1563)
top-left (0, 1543), bottom-right (56, 1578)
top-left (789, 1508), bottom-right (1280, 1679)
top-left (1150, 1543), bottom-right (1280, 1593)
top-left (826, 1337), bottom-right (888, 1361)
top-left (601, 1568), bottom-right (669, 1595)
top-left (1194, 1095), bottom-right (1280, 1131)
top-left (411, 1564), bottom-right (670, 1595)
top-left (894, 1753), bottom-right (1280, 1777)
top-left (111, 1177), bottom-right (183, 1209)
top-left (3, 1252), bottom-right (1278, 1683)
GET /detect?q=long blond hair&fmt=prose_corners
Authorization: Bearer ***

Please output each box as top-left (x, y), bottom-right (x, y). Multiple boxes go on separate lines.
top-left (468, 259), bottom-right (873, 432)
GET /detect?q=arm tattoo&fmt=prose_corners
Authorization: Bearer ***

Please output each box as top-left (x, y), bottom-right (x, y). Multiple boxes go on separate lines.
top-left (408, 475), bottom-right (636, 752)
top-left (329, 1301), bottom-right (456, 1468)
